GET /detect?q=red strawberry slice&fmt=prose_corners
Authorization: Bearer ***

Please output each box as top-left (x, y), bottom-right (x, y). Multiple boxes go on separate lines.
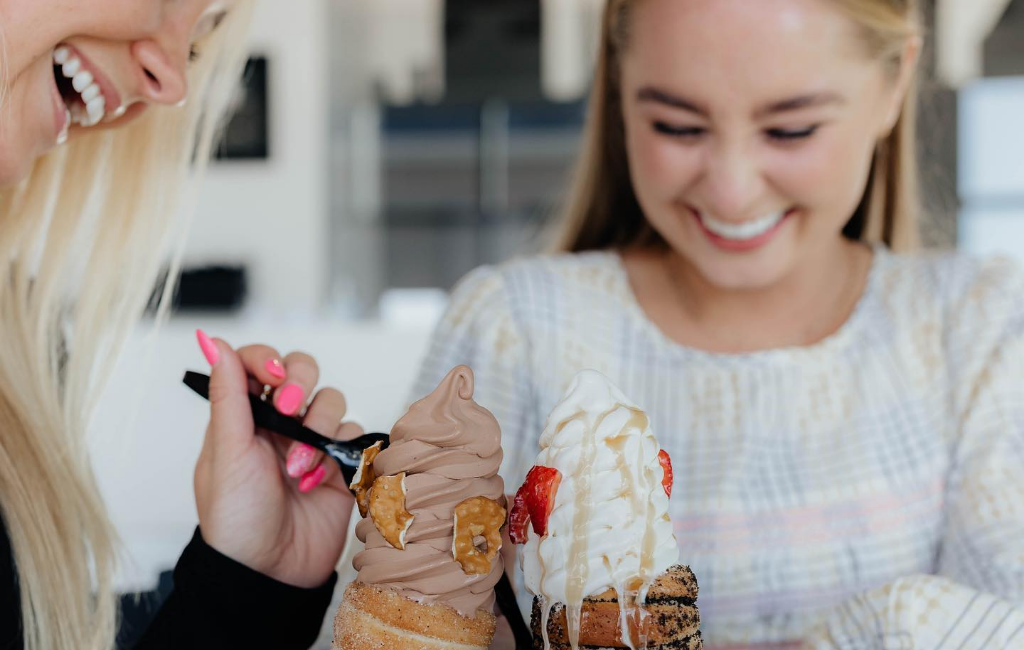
top-left (525, 466), bottom-right (561, 537)
top-left (658, 449), bottom-right (673, 498)
top-left (508, 465), bottom-right (562, 544)
top-left (508, 484), bottom-right (530, 544)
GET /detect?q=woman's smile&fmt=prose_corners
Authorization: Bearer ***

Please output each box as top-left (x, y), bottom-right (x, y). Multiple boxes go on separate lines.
top-left (690, 207), bottom-right (797, 252)
top-left (52, 44), bottom-right (126, 130)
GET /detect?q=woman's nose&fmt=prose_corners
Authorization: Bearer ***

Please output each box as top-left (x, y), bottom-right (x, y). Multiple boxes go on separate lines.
top-left (131, 39), bottom-right (189, 106)
top-left (701, 145), bottom-right (765, 220)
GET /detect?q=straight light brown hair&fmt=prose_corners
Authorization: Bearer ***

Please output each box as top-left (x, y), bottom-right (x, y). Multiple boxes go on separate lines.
top-left (553, 0), bottom-right (923, 253)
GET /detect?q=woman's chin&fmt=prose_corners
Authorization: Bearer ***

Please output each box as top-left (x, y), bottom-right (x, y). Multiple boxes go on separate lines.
top-left (685, 243), bottom-right (799, 292)
top-left (0, 143), bottom-right (36, 189)
top-left (66, 103), bottom-right (149, 141)
top-left (700, 265), bottom-right (790, 292)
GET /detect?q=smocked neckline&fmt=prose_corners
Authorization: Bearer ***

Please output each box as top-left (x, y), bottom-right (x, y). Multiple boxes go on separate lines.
top-left (601, 246), bottom-right (887, 366)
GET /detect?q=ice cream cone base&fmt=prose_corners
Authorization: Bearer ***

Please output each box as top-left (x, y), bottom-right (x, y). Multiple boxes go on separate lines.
top-left (530, 565), bottom-right (702, 650)
top-left (333, 581), bottom-right (497, 650)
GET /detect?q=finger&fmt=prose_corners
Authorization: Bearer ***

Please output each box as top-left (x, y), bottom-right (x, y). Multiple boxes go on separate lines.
top-left (493, 615), bottom-right (515, 650)
top-left (296, 421), bottom-right (365, 493)
top-left (285, 387), bottom-right (348, 479)
top-left (196, 330), bottom-right (253, 452)
top-left (303, 388), bottom-right (348, 437)
top-left (336, 420), bottom-right (366, 442)
top-left (284, 442), bottom-right (318, 479)
top-left (236, 344), bottom-right (289, 388)
top-left (298, 463), bottom-right (328, 494)
top-left (272, 351), bottom-right (320, 416)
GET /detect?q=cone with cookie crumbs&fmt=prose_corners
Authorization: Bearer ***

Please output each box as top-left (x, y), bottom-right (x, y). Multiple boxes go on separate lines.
top-left (515, 370), bottom-right (702, 650)
top-left (333, 366), bottom-right (506, 650)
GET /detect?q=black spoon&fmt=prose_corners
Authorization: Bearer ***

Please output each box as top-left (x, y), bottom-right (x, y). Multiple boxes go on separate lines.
top-left (183, 371), bottom-right (388, 485)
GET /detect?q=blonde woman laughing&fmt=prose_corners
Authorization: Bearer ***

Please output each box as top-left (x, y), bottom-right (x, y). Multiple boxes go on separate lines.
top-left (1, 2), bottom-right (362, 649)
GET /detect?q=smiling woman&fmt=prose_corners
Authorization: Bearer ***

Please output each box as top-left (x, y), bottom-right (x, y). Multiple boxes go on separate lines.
top-left (411, 0), bottom-right (1024, 648)
top-left (0, 2), bottom-right (256, 650)
top-left (554, 0), bottom-right (922, 262)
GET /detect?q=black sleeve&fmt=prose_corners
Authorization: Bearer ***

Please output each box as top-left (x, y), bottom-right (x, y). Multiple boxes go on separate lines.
top-left (1, 520), bottom-right (22, 650)
top-left (133, 528), bottom-right (338, 650)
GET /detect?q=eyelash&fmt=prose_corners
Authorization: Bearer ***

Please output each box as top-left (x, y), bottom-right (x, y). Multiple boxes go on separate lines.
top-left (766, 126), bottom-right (819, 141)
top-left (652, 122), bottom-right (704, 139)
top-left (189, 45), bottom-right (200, 63)
top-left (652, 122), bottom-right (820, 142)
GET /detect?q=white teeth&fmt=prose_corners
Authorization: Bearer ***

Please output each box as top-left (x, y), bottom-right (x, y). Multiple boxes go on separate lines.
top-left (82, 84), bottom-right (101, 102)
top-left (700, 211), bottom-right (787, 240)
top-left (86, 97), bottom-right (105, 115)
top-left (70, 104), bottom-right (86, 125)
top-left (71, 70), bottom-right (93, 93)
top-left (62, 58), bottom-right (80, 77)
top-left (54, 53), bottom-right (110, 128)
top-left (86, 99), bottom-right (106, 126)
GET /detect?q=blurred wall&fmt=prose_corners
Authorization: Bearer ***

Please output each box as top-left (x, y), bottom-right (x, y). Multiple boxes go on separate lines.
top-left (183, 0), bottom-right (330, 313)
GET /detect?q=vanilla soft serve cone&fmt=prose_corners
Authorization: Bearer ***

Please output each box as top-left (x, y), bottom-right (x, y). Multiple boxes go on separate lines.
top-left (510, 370), bottom-right (702, 650)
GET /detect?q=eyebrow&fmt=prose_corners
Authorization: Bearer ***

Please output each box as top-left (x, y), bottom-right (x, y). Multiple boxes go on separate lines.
top-left (636, 87), bottom-right (708, 115)
top-left (636, 87), bottom-right (846, 118)
top-left (759, 92), bottom-right (845, 116)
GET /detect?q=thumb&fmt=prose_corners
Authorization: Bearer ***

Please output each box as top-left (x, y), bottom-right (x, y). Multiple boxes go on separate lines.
top-left (197, 329), bottom-right (254, 452)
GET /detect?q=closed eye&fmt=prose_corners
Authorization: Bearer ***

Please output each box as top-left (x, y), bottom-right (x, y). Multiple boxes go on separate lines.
top-left (766, 125), bottom-right (819, 141)
top-left (653, 122), bottom-right (705, 139)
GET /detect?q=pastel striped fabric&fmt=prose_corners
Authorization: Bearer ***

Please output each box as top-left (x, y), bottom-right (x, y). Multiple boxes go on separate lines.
top-left (410, 247), bottom-right (1024, 650)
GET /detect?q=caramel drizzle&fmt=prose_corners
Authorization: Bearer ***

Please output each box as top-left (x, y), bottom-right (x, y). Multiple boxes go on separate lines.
top-left (540, 406), bottom-right (661, 650)
top-left (609, 409), bottom-right (657, 650)
top-left (565, 409), bottom-right (603, 650)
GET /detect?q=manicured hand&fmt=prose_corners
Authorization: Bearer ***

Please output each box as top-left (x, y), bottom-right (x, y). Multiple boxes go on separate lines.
top-left (193, 330), bottom-right (364, 588)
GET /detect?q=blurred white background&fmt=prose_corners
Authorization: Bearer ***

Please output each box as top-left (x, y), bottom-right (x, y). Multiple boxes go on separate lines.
top-left (84, 0), bottom-right (1022, 646)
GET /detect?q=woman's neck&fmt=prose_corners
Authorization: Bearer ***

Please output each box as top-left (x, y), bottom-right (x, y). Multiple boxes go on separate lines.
top-left (622, 239), bottom-right (874, 353)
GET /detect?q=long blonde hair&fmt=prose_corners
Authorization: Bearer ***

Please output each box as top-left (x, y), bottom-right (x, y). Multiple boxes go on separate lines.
top-left (553, 0), bottom-right (923, 253)
top-left (0, 5), bottom-right (254, 650)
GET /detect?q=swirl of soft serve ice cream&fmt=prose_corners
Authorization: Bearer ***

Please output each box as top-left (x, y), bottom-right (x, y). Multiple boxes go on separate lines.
top-left (521, 370), bottom-right (678, 650)
top-left (353, 365), bottom-right (505, 616)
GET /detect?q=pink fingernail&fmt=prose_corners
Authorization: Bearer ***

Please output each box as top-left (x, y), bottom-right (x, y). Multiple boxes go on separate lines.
top-left (265, 358), bottom-right (286, 379)
top-left (298, 464), bottom-right (327, 493)
top-left (276, 384), bottom-right (304, 416)
top-left (286, 444), bottom-right (317, 478)
top-left (196, 329), bottom-right (219, 365)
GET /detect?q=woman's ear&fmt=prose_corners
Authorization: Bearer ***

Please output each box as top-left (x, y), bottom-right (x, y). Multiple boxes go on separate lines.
top-left (882, 36), bottom-right (923, 136)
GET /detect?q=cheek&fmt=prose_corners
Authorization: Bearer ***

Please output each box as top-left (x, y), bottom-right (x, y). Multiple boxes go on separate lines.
top-left (0, 122), bottom-right (32, 188)
top-left (625, 120), bottom-right (700, 203)
top-left (766, 129), bottom-right (875, 223)
top-left (0, 80), bottom-right (45, 188)
top-left (66, 0), bottom-right (164, 42)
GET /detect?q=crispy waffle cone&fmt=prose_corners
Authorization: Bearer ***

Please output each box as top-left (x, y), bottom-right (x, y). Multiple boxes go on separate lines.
top-left (333, 581), bottom-right (496, 650)
top-left (530, 565), bottom-right (703, 650)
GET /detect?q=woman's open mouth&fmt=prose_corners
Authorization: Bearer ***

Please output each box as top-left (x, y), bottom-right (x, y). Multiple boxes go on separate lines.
top-left (693, 208), bottom-right (796, 252)
top-left (52, 45), bottom-right (123, 129)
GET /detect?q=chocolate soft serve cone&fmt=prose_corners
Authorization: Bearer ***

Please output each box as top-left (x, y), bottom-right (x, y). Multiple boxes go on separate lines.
top-left (334, 366), bottom-right (506, 650)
